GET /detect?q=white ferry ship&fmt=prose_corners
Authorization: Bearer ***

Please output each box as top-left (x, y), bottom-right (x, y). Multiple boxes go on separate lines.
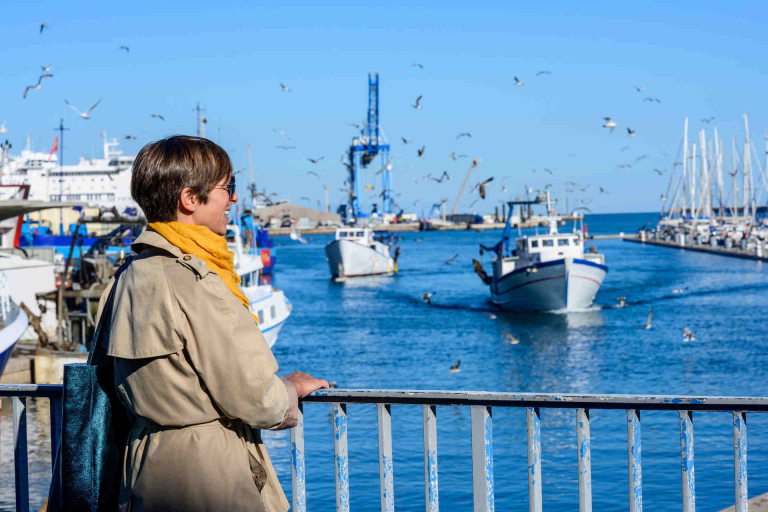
top-left (477, 192), bottom-right (607, 311)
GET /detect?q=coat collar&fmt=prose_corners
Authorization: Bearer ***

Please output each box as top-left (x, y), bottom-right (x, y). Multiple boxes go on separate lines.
top-left (132, 230), bottom-right (183, 258)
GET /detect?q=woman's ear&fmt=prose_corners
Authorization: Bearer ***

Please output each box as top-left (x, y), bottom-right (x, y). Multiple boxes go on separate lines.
top-left (178, 187), bottom-right (198, 214)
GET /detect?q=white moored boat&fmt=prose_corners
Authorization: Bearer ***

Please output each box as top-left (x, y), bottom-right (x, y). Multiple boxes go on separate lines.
top-left (227, 225), bottom-right (291, 347)
top-left (325, 227), bottom-right (398, 281)
top-left (477, 192), bottom-right (607, 311)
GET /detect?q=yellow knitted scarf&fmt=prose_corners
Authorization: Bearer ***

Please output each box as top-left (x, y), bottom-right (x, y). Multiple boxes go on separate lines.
top-left (148, 221), bottom-right (258, 324)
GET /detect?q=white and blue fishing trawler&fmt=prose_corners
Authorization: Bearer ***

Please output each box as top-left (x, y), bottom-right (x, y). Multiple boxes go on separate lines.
top-left (325, 227), bottom-right (398, 280)
top-left (476, 192), bottom-right (607, 311)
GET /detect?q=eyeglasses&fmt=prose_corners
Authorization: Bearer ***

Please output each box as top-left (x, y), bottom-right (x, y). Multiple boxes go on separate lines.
top-left (215, 175), bottom-right (236, 201)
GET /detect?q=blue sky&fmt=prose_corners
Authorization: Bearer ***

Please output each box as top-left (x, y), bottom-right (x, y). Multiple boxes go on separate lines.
top-left (3, 1), bottom-right (768, 213)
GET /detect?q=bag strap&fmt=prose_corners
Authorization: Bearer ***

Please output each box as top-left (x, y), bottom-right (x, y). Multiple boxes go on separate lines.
top-left (86, 257), bottom-right (134, 366)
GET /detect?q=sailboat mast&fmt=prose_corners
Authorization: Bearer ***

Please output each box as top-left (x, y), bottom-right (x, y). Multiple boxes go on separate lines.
top-left (682, 118), bottom-right (689, 217)
top-left (691, 142), bottom-right (697, 218)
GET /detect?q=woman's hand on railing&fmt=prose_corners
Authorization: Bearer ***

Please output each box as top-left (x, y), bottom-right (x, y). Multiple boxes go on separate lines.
top-left (283, 371), bottom-right (329, 398)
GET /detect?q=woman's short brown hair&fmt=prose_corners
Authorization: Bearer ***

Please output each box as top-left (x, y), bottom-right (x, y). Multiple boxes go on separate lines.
top-left (131, 136), bottom-right (233, 222)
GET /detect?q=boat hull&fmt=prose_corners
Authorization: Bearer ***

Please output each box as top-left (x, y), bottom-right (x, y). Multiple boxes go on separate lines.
top-left (0, 303), bottom-right (28, 378)
top-left (243, 286), bottom-right (292, 348)
top-left (325, 240), bottom-right (395, 279)
top-left (491, 258), bottom-right (607, 311)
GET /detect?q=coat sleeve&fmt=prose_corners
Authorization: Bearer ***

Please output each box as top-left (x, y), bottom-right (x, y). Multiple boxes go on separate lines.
top-left (176, 273), bottom-right (293, 429)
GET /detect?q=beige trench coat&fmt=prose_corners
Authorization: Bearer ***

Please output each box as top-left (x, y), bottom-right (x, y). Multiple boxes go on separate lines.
top-left (96, 230), bottom-right (297, 512)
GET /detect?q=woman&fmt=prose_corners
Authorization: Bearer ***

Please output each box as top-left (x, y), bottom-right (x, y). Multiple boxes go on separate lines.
top-left (98, 135), bottom-right (328, 512)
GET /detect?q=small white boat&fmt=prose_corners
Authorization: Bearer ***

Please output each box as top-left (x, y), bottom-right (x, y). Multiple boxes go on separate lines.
top-left (478, 192), bottom-right (607, 311)
top-left (227, 225), bottom-right (291, 347)
top-left (0, 271), bottom-right (29, 377)
top-left (325, 227), bottom-right (398, 281)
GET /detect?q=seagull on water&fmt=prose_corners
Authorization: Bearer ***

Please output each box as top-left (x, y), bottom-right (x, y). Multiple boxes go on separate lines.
top-left (603, 117), bottom-right (617, 133)
top-left (444, 253), bottom-right (459, 265)
top-left (645, 309), bottom-right (653, 330)
top-left (503, 333), bottom-right (520, 345)
top-left (413, 95), bottom-right (423, 110)
top-left (615, 297), bottom-right (626, 308)
top-left (420, 292), bottom-right (435, 305)
top-left (683, 327), bottom-right (695, 342)
top-left (65, 98), bottom-right (101, 119)
top-left (450, 360), bottom-right (461, 373)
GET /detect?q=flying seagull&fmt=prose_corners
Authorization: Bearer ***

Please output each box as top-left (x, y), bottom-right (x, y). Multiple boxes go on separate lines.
top-left (536, 70), bottom-right (552, 76)
top-left (65, 98), bottom-right (101, 119)
top-left (23, 74), bottom-right (53, 99)
top-left (401, 137), bottom-right (411, 145)
top-left (621, 145), bottom-right (630, 152)
top-left (456, 133), bottom-right (472, 139)
top-left (643, 97), bottom-right (661, 103)
top-left (476, 177), bottom-right (494, 199)
top-left (39, 23), bottom-right (47, 34)
top-left (41, 64), bottom-right (52, 72)
top-left (627, 128), bottom-right (636, 137)
top-left (307, 156), bottom-right (324, 164)
top-left (411, 63), bottom-right (424, 69)
top-left (375, 157), bottom-right (394, 175)
top-left (635, 154), bottom-right (648, 161)
top-left (125, 135), bottom-right (137, 140)
top-left (430, 170), bottom-right (450, 183)
top-left (471, 158), bottom-right (482, 169)
top-left (444, 253), bottom-right (459, 265)
top-left (514, 77), bottom-right (524, 86)
top-left (420, 292), bottom-right (435, 305)
top-left (280, 83), bottom-right (291, 92)
top-left (307, 171), bottom-right (321, 179)
top-left (417, 146), bottom-right (426, 158)
top-left (150, 113), bottom-right (165, 121)
top-left (119, 46), bottom-right (130, 52)
top-left (412, 95), bottom-right (423, 110)
top-left (603, 117), bottom-right (617, 133)
top-left (701, 117), bottom-right (715, 123)
top-left (275, 145), bottom-right (296, 150)
top-left (599, 187), bottom-right (608, 194)
top-left (543, 168), bottom-right (554, 175)
top-left (653, 168), bottom-right (666, 175)
top-left (632, 85), bottom-right (645, 92)
top-left (450, 360), bottom-right (461, 373)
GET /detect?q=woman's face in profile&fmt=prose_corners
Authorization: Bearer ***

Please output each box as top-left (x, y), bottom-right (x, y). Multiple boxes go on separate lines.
top-left (196, 175), bottom-right (237, 235)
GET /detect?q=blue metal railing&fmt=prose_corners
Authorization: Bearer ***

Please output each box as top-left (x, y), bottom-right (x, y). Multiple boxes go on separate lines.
top-left (295, 389), bottom-right (768, 512)
top-left (0, 384), bottom-right (764, 512)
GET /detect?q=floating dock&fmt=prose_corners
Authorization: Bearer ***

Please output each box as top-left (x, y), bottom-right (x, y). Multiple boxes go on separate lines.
top-left (623, 234), bottom-right (768, 262)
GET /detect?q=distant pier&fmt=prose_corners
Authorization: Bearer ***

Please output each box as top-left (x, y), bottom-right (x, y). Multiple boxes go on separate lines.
top-left (623, 234), bottom-right (768, 262)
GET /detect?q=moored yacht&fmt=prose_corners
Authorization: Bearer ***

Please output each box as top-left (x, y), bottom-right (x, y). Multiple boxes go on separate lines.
top-left (477, 192), bottom-right (607, 311)
top-left (325, 227), bottom-right (398, 281)
top-left (227, 224), bottom-right (291, 347)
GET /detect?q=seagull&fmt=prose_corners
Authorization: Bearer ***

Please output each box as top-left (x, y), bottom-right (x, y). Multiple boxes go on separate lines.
top-left (660, 194), bottom-right (667, 201)
top-left (653, 168), bottom-right (666, 175)
top-left (603, 117), bottom-right (617, 133)
top-left (485, 312), bottom-right (497, 320)
top-left (275, 145), bottom-right (296, 150)
top-left (150, 113), bottom-right (165, 121)
top-left (599, 187), bottom-right (608, 194)
top-left (683, 327), bottom-right (695, 342)
top-left (431, 171), bottom-right (450, 183)
top-left (632, 85), bottom-right (645, 92)
top-left (514, 76), bottom-right (524, 86)
top-left (125, 135), bottom-right (137, 140)
top-left (299, 196), bottom-right (311, 202)
top-left (39, 23), bottom-right (47, 34)
top-left (701, 117), bottom-right (715, 123)
top-left (413, 200), bottom-right (419, 206)
top-left (119, 46), bottom-right (130, 52)
top-left (65, 99), bottom-right (101, 119)
top-left (444, 253), bottom-right (459, 265)
top-left (413, 95), bottom-right (423, 110)
top-left (536, 70), bottom-right (552, 76)
top-left (616, 164), bottom-right (632, 169)
top-left (41, 64), bottom-right (52, 72)
top-left (23, 74), bottom-right (53, 98)
top-left (471, 158), bottom-right (482, 169)
top-left (635, 154), bottom-right (648, 161)
top-left (280, 83), bottom-right (291, 92)
top-left (621, 145), bottom-right (630, 152)
top-left (420, 292), bottom-right (435, 305)
top-left (457, 133), bottom-right (472, 139)
top-left (475, 178), bottom-right (494, 199)
top-left (375, 156), bottom-right (393, 175)
top-left (401, 137), bottom-right (411, 144)
top-left (503, 333), bottom-right (520, 344)
top-left (289, 223), bottom-right (307, 244)
top-left (411, 63), bottom-right (424, 69)
top-left (643, 97), bottom-right (661, 103)
top-left (0, 121), bottom-right (6, 134)
top-left (672, 287), bottom-right (689, 294)
top-left (450, 360), bottom-right (461, 373)
top-left (615, 297), bottom-right (627, 308)
top-left (645, 309), bottom-right (653, 330)
top-left (307, 156), bottom-right (324, 164)
top-left (627, 128), bottom-right (636, 137)
top-left (543, 168), bottom-right (554, 175)
top-left (307, 171), bottom-right (321, 179)
top-left (417, 146), bottom-right (426, 158)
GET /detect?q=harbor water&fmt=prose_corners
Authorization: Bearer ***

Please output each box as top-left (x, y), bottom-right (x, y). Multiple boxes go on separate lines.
top-left (3, 212), bottom-right (768, 510)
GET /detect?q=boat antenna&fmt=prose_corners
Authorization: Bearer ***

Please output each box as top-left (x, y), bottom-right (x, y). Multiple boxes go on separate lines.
top-left (53, 119), bottom-right (69, 235)
top-left (194, 102), bottom-right (207, 138)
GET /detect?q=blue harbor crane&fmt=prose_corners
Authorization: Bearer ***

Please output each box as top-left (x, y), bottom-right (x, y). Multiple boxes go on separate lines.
top-left (344, 72), bottom-right (392, 223)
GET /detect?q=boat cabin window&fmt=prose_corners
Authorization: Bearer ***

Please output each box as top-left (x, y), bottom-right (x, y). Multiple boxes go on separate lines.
top-left (270, 305), bottom-right (276, 319)
top-left (530, 240), bottom-right (539, 248)
top-left (558, 239), bottom-right (569, 247)
top-left (339, 231), bottom-right (348, 238)
top-left (257, 309), bottom-right (265, 323)
top-left (356, 231), bottom-right (365, 237)
top-left (542, 239), bottom-right (554, 247)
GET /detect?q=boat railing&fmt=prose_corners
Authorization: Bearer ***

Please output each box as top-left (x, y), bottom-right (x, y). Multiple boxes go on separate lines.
top-left (294, 389), bottom-right (764, 512)
top-left (0, 384), bottom-right (763, 512)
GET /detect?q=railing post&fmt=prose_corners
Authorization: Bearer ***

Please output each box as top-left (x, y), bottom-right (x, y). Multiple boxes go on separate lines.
top-left (576, 408), bottom-right (592, 512)
top-left (527, 407), bottom-right (542, 512)
top-left (13, 397), bottom-right (29, 512)
top-left (733, 412), bottom-right (747, 512)
top-left (471, 405), bottom-right (494, 512)
top-left (49, 396), bottom-right (62, 472)
top-left (378, 404), bottom-right (395, 512)
top-left (422, 405), bottom-right (439, 512)
top-left (627, 409), bottom-right (642, 512)
top-left (679, 410), bottom-right (695, 512)
top-left (291, 402), bottom-right (306, 512)
top-left (333, 403), bottom-right (350, 512)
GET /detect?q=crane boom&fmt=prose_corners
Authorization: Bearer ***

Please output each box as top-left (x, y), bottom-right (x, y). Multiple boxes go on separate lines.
top-left (450, 165), bottom-right (475, 215)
